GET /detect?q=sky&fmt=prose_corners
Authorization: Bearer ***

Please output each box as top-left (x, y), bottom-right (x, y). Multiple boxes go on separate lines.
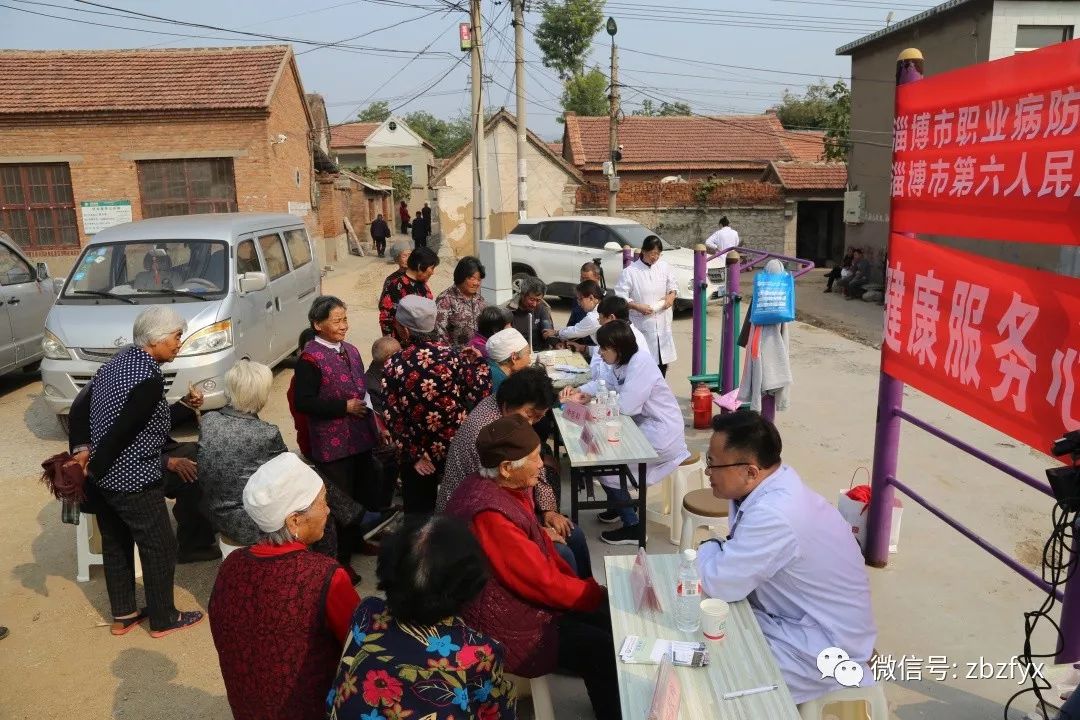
top-left (0, 0), bottom-right (934, 140)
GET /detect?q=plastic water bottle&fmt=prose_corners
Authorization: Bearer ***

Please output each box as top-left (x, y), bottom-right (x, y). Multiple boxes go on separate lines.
top-left (608, 390), bottom-right (620, 417)
top-left (675, 548), bottom-right (702, 632)
top-left (597, 379), bottom-right (608, 407)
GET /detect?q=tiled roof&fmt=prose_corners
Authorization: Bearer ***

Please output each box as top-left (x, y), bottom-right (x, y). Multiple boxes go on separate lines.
top-left (781, 130), bottom-right (827, 162)
top-left (330, 121), bottom-right (382, 149)
top-left (768, 161), bottom-right (848, 191)
top-left (0, 46), bottom-right (291, 115)
top-left (562, 113), bottom-right (796, 171)
top-left (547, 141), bottom-right (563, 156)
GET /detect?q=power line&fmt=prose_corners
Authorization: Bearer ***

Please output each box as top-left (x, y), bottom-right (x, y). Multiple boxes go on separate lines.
top-left (296, 9), bottom-right (445, 55)
top-left (619, 46), bottom-right (894, 84)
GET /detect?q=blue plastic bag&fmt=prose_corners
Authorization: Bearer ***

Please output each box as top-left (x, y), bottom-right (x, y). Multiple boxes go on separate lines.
top-left (750, 271), bottom-right (795, 325)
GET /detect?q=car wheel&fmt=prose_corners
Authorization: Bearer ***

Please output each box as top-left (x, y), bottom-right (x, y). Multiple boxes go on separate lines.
top-left (22, 360), bottom-right (41, 373)
top-left (511, 271), bottom-right (534, 294)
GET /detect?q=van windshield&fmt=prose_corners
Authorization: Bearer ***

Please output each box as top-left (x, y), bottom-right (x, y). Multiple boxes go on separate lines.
top-left (61, 240), bottom-right (229, 303)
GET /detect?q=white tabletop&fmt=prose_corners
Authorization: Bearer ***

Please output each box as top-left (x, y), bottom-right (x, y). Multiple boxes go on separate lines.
top-left (605, 553), bottom-right (801, 720)
top-left (553, 408), bottom-right (659, 468)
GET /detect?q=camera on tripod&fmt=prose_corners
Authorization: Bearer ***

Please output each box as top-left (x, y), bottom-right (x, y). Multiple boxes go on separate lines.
top-left (1047, 429), bottom-right (1080, 512)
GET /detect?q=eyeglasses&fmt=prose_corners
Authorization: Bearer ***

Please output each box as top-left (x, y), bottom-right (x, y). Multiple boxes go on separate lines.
top-left (705, 461), bottom-right (752, 471)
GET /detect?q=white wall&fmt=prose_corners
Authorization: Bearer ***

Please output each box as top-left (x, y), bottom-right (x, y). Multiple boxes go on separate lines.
top-left (989, 1), bottom-right (1080, 59)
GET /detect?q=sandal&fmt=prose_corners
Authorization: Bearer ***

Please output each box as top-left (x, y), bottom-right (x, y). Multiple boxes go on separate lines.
top-left (149, 610), bottom-right (204, 639)
top-left (110, 608), bottom-right (148, 636)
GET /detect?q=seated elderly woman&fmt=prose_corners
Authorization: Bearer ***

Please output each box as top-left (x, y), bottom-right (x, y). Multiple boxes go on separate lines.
top-left (445, 415), bottom-right (620, 720)
top-left (209, 453), bottom-right (360, 720)
top-left (485, 327), bottom-right (532, 392)
top-left (328, 516), bottom-right (517, 720)
top-left (436, 367), bottom-right (592, 579)
top-left (199, 359), bottom-right (361, 558)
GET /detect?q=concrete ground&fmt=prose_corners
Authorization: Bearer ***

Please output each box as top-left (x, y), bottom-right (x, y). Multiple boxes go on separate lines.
top-left (0, 244), bottom-right (1067, 719)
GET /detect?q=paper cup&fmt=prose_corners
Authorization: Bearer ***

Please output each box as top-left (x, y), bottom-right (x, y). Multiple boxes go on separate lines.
top-left (700, 598), bottom-right (729, 642)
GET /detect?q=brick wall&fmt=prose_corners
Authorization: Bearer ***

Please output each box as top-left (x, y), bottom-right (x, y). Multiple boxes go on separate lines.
top-left (575, 180), bottom-right (787, 253)
top-left (0, 62), bottom-right (315, 276)
top-left (580, 168), bottom-right (766, 185)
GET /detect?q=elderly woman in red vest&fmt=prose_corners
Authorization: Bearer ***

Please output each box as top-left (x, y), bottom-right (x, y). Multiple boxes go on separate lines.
top-left (445, 415), bottom-right (621, 720)
top-left (294, 295), bottom-right (381, 579)
top-left (209, 452), bottom-right (360, 720)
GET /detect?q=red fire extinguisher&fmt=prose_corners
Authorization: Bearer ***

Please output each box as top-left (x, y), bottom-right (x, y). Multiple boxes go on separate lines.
top-left (692, 383), bottom-right (714, 429)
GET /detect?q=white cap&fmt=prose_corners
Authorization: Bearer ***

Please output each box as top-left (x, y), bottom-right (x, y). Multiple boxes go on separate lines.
top-left (242, 453), bottom-right (324, 533)
top-left (486, 328), bottom-right (529, 362)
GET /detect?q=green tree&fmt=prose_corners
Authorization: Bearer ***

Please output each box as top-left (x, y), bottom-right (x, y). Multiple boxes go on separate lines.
top-left (770, 80), bottom-right (833, 130)
top-left (632, 99), bottom-right (693, 117)
top-left (560, 67), bottom-right (609, 122)
top-left (821, 79), bottom-right (851, 162)
top-left (351, 165), bottom-right (412, 203)
top-left (534, 0), bottom-right (606, 79)
top-left (401, 110), bottom-right (472, 158)
top-left (356, 100), bottom-right (391, 123)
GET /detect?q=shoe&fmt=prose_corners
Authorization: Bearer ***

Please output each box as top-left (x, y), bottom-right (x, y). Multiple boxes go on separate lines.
top-left (597, 509), bottom-right (621, 524)
top-left (177, 546), bottom-right (222, 564)
top-left (0, 626), bottom-right (7, 641)
top-left (823, 288), bottom-right (832, 293)
top-left (149, 610), bottom-right (204, 639)
top-left (360, 509), bottom-right (401, 541)
top-left (111, 608), bottom-right (148, 636)
top-left (600, 524), bottom-right (642, 545)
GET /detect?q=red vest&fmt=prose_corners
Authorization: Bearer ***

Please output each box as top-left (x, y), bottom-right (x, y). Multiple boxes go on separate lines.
top-left (445, 474), bottom-right (559, 678)
top-left (209, 547), bottom-right (341, 720)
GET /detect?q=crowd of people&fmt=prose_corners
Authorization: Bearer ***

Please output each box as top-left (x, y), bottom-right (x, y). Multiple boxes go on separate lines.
top-left (62, 232), bottom-right (896, 720)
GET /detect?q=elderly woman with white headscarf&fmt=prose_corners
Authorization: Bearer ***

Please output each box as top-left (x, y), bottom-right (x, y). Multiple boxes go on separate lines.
top-left (485, 327), bottom-right (532, 393)
top-left (67, 305), bottom-right (218, 638)
top-left (209, 453), bottom-right (360, 720)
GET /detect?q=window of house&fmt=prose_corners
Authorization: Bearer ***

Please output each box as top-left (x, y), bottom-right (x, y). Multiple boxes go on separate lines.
top-left (393, 165), bottom-right (414, 184)
top-left (0, 163), bottom-right (79, 249)
top-left (283, 228), bottom-right (311, 268)
top-left (257, 232), bottom-right (289, 280)
top-left (1015, 25), bottom-right (1073, 52)
top-left (137, 158), bottom-right (238, 218)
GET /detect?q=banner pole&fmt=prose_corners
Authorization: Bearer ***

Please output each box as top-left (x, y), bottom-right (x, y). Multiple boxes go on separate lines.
top-left (865, 48), bottom-right (923, 568)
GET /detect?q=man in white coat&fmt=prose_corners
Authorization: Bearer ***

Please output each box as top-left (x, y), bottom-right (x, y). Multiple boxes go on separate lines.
top-left (696, 410), bottom-right (876, 704)
top-left (614, 236), bottom-right (678, 377)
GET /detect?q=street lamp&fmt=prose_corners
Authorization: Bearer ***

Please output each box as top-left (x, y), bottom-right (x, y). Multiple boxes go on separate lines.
top-left (606, 16), bottom-right (617, 36)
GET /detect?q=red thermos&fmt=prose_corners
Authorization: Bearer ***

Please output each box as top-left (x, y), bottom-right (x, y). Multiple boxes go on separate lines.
top-left (692, 383), bottom-right (714, 429)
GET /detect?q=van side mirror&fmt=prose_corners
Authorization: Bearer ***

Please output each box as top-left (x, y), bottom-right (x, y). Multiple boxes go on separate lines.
top-left (238, 271), bottom-right (268, 294)
top-left (35, 262), bottom-right (49, 280)
top-left (603, 241), bottom-right (622, 252)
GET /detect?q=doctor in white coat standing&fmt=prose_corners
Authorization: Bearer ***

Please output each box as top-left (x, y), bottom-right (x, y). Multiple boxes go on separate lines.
top-left (695, 410), bottom-right (876, 705)
top-left (561, 321), bottom-right (690, 545)
top-left (614, 236), bottom-right (678, 377)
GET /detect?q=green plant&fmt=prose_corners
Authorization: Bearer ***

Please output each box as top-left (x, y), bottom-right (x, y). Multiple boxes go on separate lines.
top-left (351, 166), bottom-right (412, 203)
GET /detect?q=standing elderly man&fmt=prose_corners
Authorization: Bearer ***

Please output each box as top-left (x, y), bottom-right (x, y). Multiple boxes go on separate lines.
top-left (369, 213), bottom-right (391, 258)
top-left (505, 275), bottom-right (556, 351)
top-left (696, 409), bottom-right (877, 704)
top-left (382, 295), bottom-right (492, 520)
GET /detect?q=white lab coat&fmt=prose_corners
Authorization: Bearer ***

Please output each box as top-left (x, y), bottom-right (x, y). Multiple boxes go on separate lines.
top-left (614, 258), bottom-right (678, 366)
top-left (558, 308), bottom-right (600, 342)
top-left (582, 341), bottom-right (690, 488)
top-left (696, 465), bottom-right (877, 704)
top-left (705, 225), bottom-right (740, 254)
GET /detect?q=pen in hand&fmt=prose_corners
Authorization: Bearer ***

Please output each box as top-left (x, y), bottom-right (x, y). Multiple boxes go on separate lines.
top-left (722, 684), bottom-right (778, 700)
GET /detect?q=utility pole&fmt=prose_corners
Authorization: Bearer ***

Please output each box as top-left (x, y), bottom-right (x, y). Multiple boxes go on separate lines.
top-left (606, 17), bottom-right (620, 217)
top-left (470, 0), bottom-right (488, 250)
top-left (513, 0), bottom-right (528, 221)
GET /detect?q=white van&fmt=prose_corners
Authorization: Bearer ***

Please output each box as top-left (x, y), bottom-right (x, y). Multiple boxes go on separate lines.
top-left (40, 213), bottom-right (321, 430)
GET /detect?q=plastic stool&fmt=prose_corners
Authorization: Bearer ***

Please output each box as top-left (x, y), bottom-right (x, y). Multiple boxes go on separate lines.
top-left (505, 673), bottom-right (555, 720)
top-left (678, 488), bottom-right (729, 551)
top-left (76, 512), bottom-right (142, 583)
top-left (218, 534), bottom-right (246, 559)
top-left (797, 684), bottom-right (888, 720)
top-left (646, 452), bottom-right (706, 545)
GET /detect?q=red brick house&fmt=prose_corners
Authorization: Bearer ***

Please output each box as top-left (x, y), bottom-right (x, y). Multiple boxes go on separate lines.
top-left (0, 45), bottom-right (318, 273)
top-left (561, 112), bottom-right (803, 184)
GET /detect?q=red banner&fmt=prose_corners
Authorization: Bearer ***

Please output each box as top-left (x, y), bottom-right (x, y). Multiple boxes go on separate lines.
top-left (882, 234), bottom-right (1080, 456)
top-left (892, 40), bottom-right (1080, 245)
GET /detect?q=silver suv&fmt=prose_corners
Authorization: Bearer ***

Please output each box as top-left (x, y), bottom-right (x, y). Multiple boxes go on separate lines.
top-left (505, 216), bottom-right (725, 307)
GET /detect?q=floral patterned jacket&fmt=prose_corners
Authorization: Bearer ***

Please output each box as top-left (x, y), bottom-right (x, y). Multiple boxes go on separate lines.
top-left (381, 341), bottom-right (491, 467)
top-left (327, 596), bottom-right (517, 720)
